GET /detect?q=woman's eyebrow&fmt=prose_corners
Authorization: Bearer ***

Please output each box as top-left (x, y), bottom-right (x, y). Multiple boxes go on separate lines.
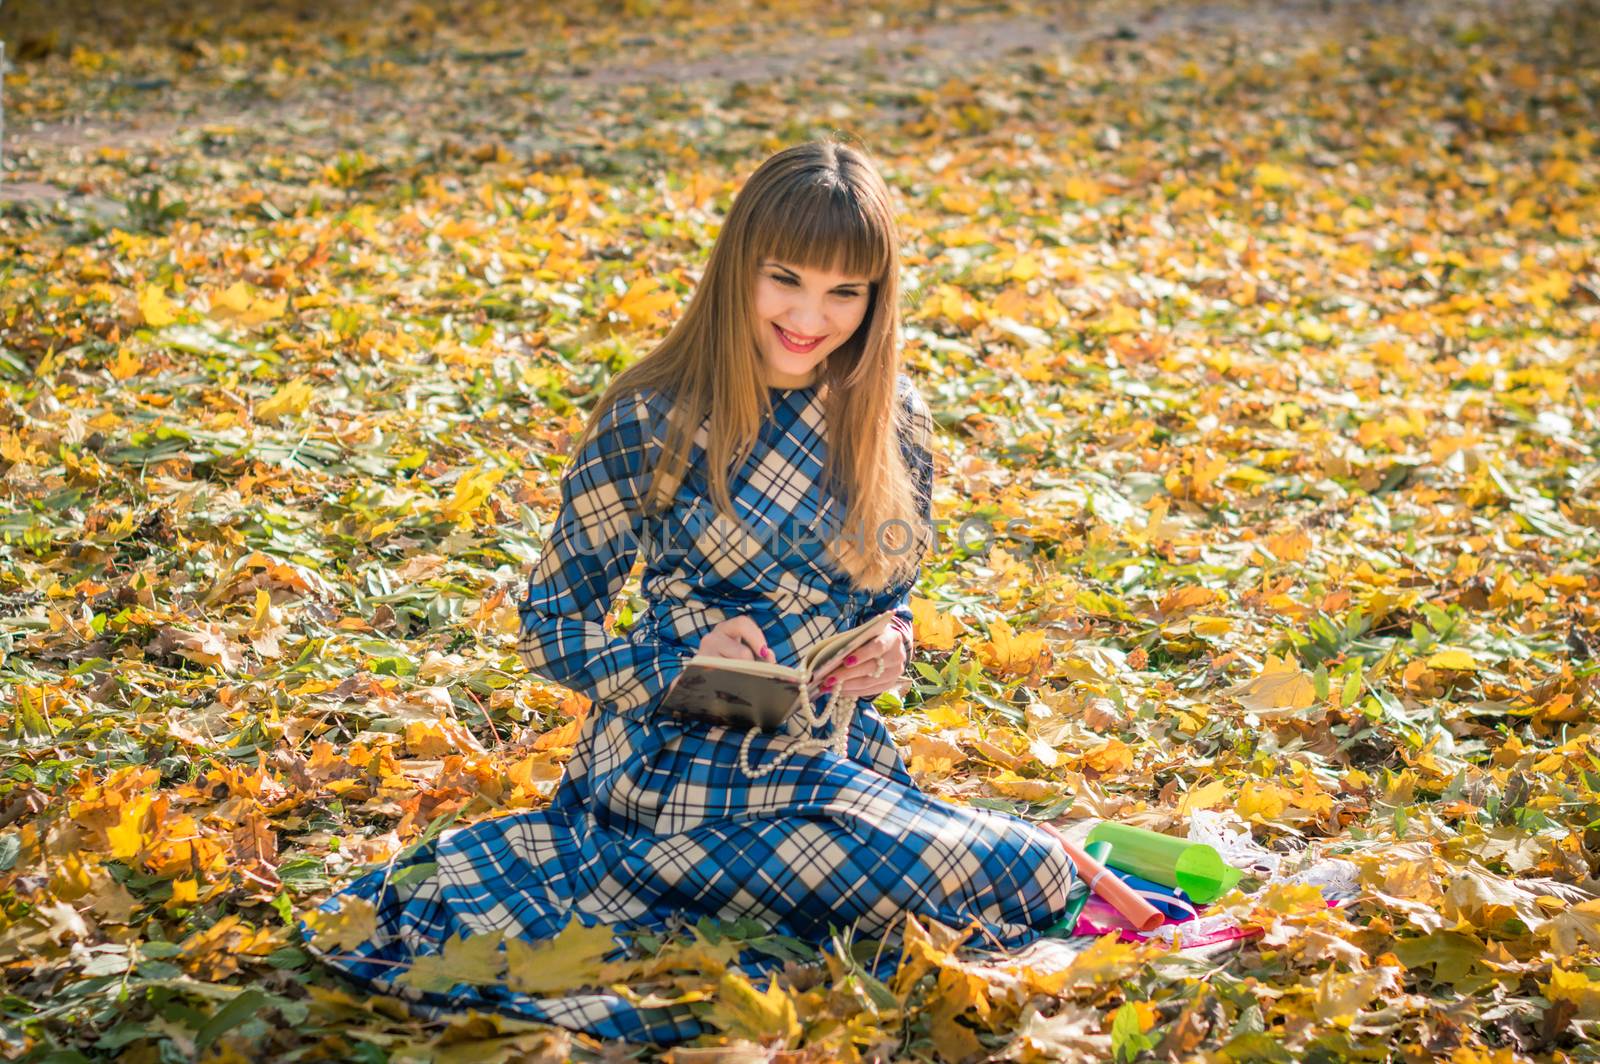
top-left (763, 261), bottom-right (868, 289)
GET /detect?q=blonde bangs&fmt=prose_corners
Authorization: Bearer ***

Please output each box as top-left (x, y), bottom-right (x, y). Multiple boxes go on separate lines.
top-left (749, 174), bottom-right (892, 284)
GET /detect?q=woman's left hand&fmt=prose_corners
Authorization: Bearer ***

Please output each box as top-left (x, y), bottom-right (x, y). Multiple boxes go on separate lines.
top-left (816, 627), bottom-right (909, 700)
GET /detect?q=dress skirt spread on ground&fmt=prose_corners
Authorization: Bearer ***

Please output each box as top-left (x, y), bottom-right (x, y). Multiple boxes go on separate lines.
top-left (303, 375), bottom-right (1078, 1043)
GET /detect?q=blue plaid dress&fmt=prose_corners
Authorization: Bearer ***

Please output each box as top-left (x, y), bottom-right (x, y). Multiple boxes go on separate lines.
top-left (305, 374), bottom-right (1077, 1043)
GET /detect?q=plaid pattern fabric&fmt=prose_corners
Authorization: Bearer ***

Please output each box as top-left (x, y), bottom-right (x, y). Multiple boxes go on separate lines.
top-left (515, 376), bottom-right (934, 717)
top-left (304, 376), bottom-right (1077, 1043)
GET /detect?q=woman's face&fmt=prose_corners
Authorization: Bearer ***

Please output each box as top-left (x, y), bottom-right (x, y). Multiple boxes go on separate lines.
top-left (753, 257), bottom-right (873, 388)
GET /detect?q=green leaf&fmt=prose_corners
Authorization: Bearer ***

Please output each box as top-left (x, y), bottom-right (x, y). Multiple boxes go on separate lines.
top-left (1111, 1002), bottom-right (1155, 1062)
top-left (197, 989), bottom-right (270, 1050)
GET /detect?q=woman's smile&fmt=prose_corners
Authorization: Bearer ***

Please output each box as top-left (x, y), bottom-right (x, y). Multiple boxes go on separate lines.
top-left (773, 323), bottom-right (826, 352)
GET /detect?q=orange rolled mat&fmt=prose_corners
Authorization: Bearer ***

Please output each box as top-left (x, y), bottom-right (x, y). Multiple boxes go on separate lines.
top-left (1042, 825), bottom-right (1165, 933)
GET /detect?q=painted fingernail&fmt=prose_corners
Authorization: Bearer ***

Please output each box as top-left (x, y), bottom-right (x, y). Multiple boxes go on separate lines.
top-left (823, 676), bottom-right (836, 688)
top-left (844, 655), bottom-right (857, 666)
top-left (760, 647), bottom-right (772, 659)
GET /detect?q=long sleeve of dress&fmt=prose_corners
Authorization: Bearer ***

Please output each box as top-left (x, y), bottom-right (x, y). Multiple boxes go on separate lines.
top-left (860, 381), bottom-right (936, 660)
top-left (516, 391), bottom-right (692, 717)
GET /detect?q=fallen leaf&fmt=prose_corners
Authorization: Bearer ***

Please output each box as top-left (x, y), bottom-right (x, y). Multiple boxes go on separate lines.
top-left (505, 918), bottom-right (618, 994)
top-left (400, 931), bottom-right (507, 993)
top-left (1223, 654), bottom-right (1317, 714)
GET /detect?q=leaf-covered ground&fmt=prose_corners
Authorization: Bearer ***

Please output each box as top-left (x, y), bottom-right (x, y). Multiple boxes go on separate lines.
top-left (2, 0), bottom-right (1599, 1059)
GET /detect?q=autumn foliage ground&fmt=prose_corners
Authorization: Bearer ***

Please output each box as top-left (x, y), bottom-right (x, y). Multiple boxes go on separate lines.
top-left (1, 0), bottom-right (1599, 1060)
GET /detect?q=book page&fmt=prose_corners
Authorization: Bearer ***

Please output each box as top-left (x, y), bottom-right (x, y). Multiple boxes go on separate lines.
top-left (676, 656), bottom-right (801, 682)
top-left (803, 610), bottom-right (897, 679)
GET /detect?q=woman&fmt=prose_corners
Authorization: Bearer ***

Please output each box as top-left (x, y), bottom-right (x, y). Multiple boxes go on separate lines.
top-left (305, 138), bottom-right (1078, 1044)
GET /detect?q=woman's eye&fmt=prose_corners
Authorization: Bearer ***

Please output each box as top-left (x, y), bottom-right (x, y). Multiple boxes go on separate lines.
top-left (768, 274), bottom-right (864, 296)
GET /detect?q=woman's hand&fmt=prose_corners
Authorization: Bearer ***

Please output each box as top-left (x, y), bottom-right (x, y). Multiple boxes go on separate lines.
top-left (815, 626), bottom-right (910, 700)
top-left (697, 615), bottom-right (775, 662)
top-left (665, 616), bottom-right (774, 698)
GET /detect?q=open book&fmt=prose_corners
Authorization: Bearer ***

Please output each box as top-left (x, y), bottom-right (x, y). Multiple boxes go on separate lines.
top-left (658, 610), bottom-right (901, 732)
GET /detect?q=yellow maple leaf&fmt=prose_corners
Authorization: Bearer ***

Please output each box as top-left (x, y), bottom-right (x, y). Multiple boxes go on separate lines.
top-left (1290, 772), bottom-right (1337, 819)
top-left (440, 464), bottom-right (505, 526)
top-left (930, 963), bottom-right (993, 1060)
top-left (210, 280), bottom-right (287, 326)
top-left (924, 701), bottom-right (969, 729)
top-left (1313, 966), bottom-right (1383, 1027)
top-left (620, 942), bottom-right (742, 986)
top-left (1223, 654), bottom-right (1317, 714)
top-left (1157, 585), bottom-right (1221, 618)
top-left (169, 878), bottom-right (199, 907)
top-left (108, 347), bottom-right (143, 380)
top-left (931, 1009), bottom-right (983, 1062)
top-left (892, 911), bottom-right (968, 995)
top-left (909, 595), bottom-right (959, 651)
top-left (1257, 882), bottom-right (1328, 916)
top-left (1262, 529), bottom-right (1313, 563)
top-left (905, 731), bottom-right (965, 767)
top-left (256, 377), bottom-right (315, 422)
top-left (1544, 899), bottom-right (1600, 955)
top-left (104, 794), bottom-right (154, 860)
top-left (1236, 782), bottom-right (1293, 823)
top-left (401, 931), bottom-right (506, 993)
top-left (1297, 318), bottom-right (1333, 343)
top-left (138, 285), bottom-right (178, 327)
top-left (1061, 175), bottom-right (1103, 204)
top-left (1024, 934), bottom-right (1146, 994)
top-left (304, 897), bottom-right (379, 952)
top-left (611, 277), bottom-right (677, 330)
top-left (180, 914), bottom-right (281, 980)
top-left (49, 853), bottom-right (97, 902)
top-left (989, 770), bottom-right (1058, 801)
top-left (404, 718), bottom-right (486, 757)
top-left (1252, 162), bottom-right (1300, 190)
top-left (530, 712), bottom-right (587, 751)
top-left (1442, 863), bottom-right (1546, 930)
top-left (1178, 779), bottom-right (1230, 815)
top-left (706, 970), bottom-right (801, 1045)
top-left (1547, 966), bottom-right (1600, 1020)
top-left (1008, 254), bottom-right (1041, 282)
top-left (938, 188), bottom-right (982, 214)
top-left (210, 281), bottom-right (252, 316)
top-left (1092, 302), bottom-right (1142, 335)
top-left (1080, 738), bottom-right (1134, 775)
top-left (505, 918), bottom-right (618, 994)
top-left (976, 619), bottom-right (1049, 677)
top-left (1424, 648), bottom-right (1479, 671)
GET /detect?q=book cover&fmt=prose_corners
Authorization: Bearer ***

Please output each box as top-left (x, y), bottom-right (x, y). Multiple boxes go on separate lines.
top-left (659, 610), bottom-right (900, 731)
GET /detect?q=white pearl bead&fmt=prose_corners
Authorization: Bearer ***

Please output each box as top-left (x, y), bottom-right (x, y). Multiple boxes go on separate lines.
top-left (738, 674), bottom-right (853, 779)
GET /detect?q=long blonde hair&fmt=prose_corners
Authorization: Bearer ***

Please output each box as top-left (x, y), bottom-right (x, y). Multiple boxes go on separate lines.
top-left (569, 137), bottom-right (929, 593)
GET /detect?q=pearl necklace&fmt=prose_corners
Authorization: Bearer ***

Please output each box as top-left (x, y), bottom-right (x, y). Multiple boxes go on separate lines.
top-left (737, 675), bottom-right (854, 780)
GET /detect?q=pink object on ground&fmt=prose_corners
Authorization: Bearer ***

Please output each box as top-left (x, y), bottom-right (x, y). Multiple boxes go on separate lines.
top-left (1075, 895), bottom-right (1346, 947)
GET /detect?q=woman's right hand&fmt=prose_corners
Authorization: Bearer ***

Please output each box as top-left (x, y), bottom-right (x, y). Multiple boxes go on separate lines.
top-left (665, 616), bottom-right (774, 698)
top-left (697, 615), bottom-right (775, 662)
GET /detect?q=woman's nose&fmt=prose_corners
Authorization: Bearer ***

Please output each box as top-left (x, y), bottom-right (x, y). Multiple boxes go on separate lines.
top-left (788, 299), bottom-right (828, 334)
